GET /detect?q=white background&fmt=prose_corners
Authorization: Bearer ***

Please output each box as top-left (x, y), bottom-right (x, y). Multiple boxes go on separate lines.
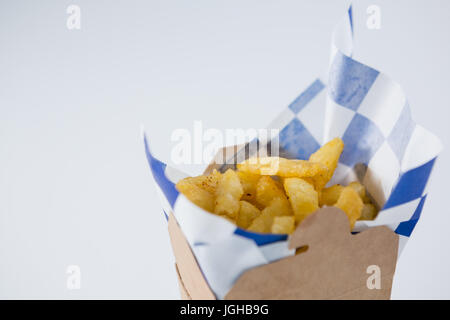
top-left (1, 0), bottom-right (449, 299)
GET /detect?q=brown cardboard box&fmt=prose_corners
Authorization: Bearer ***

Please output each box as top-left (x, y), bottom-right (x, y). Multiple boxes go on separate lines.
top-left (168, 147), bottom-right (399, 300)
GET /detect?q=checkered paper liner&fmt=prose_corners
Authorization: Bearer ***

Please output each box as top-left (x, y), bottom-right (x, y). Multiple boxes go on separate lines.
top-left (143, 6), bottom-right (442, 299)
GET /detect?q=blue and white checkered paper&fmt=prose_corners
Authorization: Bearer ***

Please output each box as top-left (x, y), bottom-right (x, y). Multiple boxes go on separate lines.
top-left (144, 6), bottom-right (442, 299)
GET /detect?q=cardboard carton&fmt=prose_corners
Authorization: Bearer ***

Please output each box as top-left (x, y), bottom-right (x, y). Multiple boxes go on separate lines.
top-left (168, 146), bottom-right (399, 300)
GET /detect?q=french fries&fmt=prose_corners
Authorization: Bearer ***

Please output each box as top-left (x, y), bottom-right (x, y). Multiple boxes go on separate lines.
top-left (309, 137), bottom-right (344, 189)
top-left (175, 137), bottom-right (379, 235)
top-left (271, 216), bottom-right (295, 234)
top-left (255, 176), bottom-right (291, 213)
top-left (348, 181), bottom-right (371, 203)
top-left (284, 178), bottom-right (318, 224)
top-left (186, 169), bottom-right (222, 194)
top-left (214, 169), bottom-right (244, 219)
top-left (176, 178), bottom-right (215, 213)
top-left (237, 171), bottom-right (260, 203)
top-left (247, 210), bottom-right (273, 233)
top-left (237, 201), bottom-right (261, 229)
top-left (319, 184), bottom-right (344, 206)
top-left (334, 187), bottom-right (363, 229)
top-left (360, 203), bottom-right (377, 221)
top-left (237, 157), bottom-right (328, 180)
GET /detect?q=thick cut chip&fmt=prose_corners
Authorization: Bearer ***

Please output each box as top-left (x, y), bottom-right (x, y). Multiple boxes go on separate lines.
top-left (247, 210), bottom-right (273, 233)
top-left (334, 186), bottom-right (363, 229)
top-left (237, 201), bottom-right (261, 229)
top-left (237, 157), bottom-right (328, 179)
top-left (348, 181), bottom-right (364, 198)
top-left (283, 178), bottom-right (319, 224)
top-left (359, 203), bottom-right (378, 221)
top-left (262, 197), bottom-right (292, 218)
top-left (182, 170), bottom-right (221, 195)
top-left (178, 170), bottom-right (221, 196)
top-left (271, 216), bottom-right (295, 234)
top-left (255, 176), bottom-right (287, 207)
top-left (319, 184), bottom-right (344, 206)
top-left (237, 171), bottom-right (260, 203)
top-left (176, 178), bottom-right (215, 213)
top-left (255, 177), bottom-right (293, 216)
top-left (270, 175), bottom-right (285, 190)
top-left (308, 138), bottom-right (344, 189)
top-left (247, 197), bottom-right (291, 233)
top-left (320, 181), bottom-right (371, 207)
top-left (199, 169), bottom-right (222, 194)
top-left (348, 181), bottom-right (371, 203)
top-left (214, 169), bottom-right (244, 219)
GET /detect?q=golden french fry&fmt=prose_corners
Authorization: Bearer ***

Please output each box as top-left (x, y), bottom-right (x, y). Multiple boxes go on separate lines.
top-left (271, 216), bottom-right (295, 234)
top-left (262, 197), bottom-right (293, 218)
top-left (283, 178), bottom-right (318, 224)
top-left (348, 181), bottom-right (364, 197)
top-left (255, 176), bottom-right (287, 207)
top-left (270, 175), bottom-right (285, 190)
top-left (359, 203), bottom-right (378, 221)
top-left (255, 176), bottom-right (293, 216)
top-left (334, 186), bottom-right (363, 229)
top-left (247, 210), bottom-right (273, 233)
top-left (200, 169), bottom-right (222, 194)
top-left (237, 171), bottom-right (260, 203)
top-left (182, 169), bottom-right (221, 195)
top-left (237, 157), bottom-right (328, 179)
top-left (176, 178), bottom-right (215, 212)
top-left (309, 137), bottom-right (344, 189)
top-left (319, 184), bottom-right (344, 206)
top-left (348, 181), bottom-right (371, 203)
top-left (320, 181), bottom-right (372, 207)
top-left (214, 169), bottom-right (244, 218)
top-left (247, 197), bottom-right (292, 233)
top-left (237, 201), bottom-right (261, 229)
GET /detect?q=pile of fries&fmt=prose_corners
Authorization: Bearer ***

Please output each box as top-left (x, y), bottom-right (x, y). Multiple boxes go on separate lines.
top-left (176, 138), bottom-right (378, 234)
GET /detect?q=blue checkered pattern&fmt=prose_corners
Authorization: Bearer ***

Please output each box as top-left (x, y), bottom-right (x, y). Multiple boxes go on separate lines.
top-left (388, 103), bottom-right (415, 162)
top-left (279, 117), bottom-right (320, 160)
top-left (267, 75), bottom-right (437, 238)
top-left (329, 52), bottom-right (379, 111)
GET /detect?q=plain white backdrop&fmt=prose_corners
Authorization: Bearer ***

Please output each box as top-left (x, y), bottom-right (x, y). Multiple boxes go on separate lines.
top-left (1, 0), bottom-right (449, 299)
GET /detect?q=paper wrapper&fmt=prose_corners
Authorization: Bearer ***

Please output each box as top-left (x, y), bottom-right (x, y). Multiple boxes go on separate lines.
top-left (143, 6), bottom-right (442, 299)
